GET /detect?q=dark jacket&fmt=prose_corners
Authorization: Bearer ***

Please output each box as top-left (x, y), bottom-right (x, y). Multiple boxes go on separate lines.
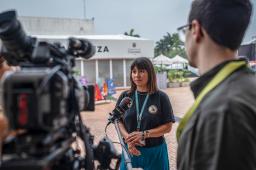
top-left (177, 60), bottom-right (256, 170)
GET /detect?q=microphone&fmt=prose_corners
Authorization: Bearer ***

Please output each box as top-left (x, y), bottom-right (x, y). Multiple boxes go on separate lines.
top-left (108, 97), bottom-right (132, 124)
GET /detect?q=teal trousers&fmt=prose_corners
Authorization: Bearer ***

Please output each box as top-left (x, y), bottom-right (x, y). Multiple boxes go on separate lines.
top-left (120, 141), bottom-right (169, 170)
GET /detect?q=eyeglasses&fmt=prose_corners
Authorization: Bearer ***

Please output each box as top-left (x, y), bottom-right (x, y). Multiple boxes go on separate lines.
top-left (177, 24), bottom-right (191, 42)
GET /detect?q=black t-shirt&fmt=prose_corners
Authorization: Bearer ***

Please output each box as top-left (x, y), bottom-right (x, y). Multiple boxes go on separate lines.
top-left (116, 90), bottom-right (175, 147)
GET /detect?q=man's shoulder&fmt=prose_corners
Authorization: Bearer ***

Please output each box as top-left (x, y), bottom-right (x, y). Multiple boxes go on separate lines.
top-left (200, 88), bottom-right (256, 122)
top-left (222, 68), bottom-right (256, 98)
top-left (210, 68), bottom-right (256, 99)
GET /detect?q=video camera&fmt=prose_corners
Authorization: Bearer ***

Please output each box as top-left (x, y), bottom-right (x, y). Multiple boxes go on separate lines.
top-left (0, 10), bottom-right (120, 170)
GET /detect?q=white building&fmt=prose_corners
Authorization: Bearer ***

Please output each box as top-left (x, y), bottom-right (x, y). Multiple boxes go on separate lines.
top-left (19, 16), bottom-right (95, 35)
top-left (0, 16), bottom-right (154, 87)
top-left (35, 35), bottom-right (154, 87)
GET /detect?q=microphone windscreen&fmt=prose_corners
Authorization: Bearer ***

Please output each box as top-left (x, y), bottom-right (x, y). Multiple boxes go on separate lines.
top-left (118, 97), bottom-right (132, 113)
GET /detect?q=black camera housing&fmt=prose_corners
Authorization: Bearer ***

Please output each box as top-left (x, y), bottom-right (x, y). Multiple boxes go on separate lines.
top-left (0, 10), bottom-right (95, 132)
top-left (0, 10), bottom-right (101, 170)
top-left (2, 67), bottom-right (69, 131)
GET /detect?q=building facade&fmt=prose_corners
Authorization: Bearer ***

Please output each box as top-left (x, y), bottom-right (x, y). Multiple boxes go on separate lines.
top-left (0, 16), bottom-right (154, 87)
top-left (35, 35), bottom-right (154, 87)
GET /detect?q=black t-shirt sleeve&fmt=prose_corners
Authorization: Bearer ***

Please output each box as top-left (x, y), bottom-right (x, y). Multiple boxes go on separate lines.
top-left (115, 90), bottom-right (128, 107)
top-left (159, 91), bottom-right (175, 124)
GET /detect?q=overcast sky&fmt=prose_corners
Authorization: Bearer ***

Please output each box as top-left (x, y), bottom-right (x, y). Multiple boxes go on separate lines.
top-left (0, 0), bottom-right (255, 43)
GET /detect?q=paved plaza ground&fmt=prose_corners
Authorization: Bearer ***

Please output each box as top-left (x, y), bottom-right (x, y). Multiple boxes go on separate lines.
top-left (81, 86), bottom-right (194, 170)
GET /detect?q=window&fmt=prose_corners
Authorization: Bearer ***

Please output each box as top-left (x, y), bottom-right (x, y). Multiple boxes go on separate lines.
top-left (125, 59), bottom-right (134, 86)
top-left (75, 60), bottom-right (81, 75)
top-left (112, 59), bottom-right (124, 87)
top-left (83, 60), bottom-right (96, 83)
top-left (98, 60), bottom-right (110, 82)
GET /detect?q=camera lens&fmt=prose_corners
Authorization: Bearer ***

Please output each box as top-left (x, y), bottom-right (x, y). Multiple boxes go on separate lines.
top-left (0, 10), bottom-right (34, 62)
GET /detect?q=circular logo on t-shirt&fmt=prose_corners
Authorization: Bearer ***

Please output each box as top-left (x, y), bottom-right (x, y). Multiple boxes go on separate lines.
top-left (148, 105), bottom-right (158, 114)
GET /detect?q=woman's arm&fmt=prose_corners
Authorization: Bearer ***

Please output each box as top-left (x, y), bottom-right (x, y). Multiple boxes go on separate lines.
top-left (118, 121), bottom-right (141, 156)
top-left (125, 122), bottom-right (173, 144)
top-left (118, 121), bottom-right (129, 140)
top-left (145, 122), bottom-right (172, 138)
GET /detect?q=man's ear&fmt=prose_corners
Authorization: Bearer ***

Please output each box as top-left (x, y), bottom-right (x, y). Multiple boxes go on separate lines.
top-left (191, 20), bottom-right (203, 43)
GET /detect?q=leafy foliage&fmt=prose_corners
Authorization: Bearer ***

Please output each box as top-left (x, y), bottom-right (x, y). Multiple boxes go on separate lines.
top-left (124, 28), bottom-right (140, 38)
top-left (155, 32), bottom-right (186, 58)
top-left (168, 69), bottom-right (189, 83)
top-left (154, 65), bottom-right (168, 73)
top-left (73, 69), bottom-right (81, 76)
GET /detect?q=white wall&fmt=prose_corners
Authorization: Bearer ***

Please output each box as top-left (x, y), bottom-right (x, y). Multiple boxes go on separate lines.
top-left (34, 35), bottom-right (154, 87)
top-left (88, 39), bottom-right (154, 59)
top-left (35, 35), bottom-right (154, 60)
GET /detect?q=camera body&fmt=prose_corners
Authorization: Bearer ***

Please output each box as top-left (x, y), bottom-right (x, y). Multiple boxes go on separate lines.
top-left (0, 10), bottom-right (121, 170)
top-left (0, 10), bottom-right (105, 170)
top-left (2, 67), bottom-right (69, 131)
top-left (0, 10), bottom-right (95, 132)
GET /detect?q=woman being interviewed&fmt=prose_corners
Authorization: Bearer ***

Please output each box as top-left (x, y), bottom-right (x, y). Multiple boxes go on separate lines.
top-left (116, 57), bottom-right (175, 170)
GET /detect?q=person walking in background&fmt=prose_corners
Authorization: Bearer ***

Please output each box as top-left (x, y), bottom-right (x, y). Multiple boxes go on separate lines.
top-left (116, 57), bottom-right (175, 170)
top-left (176, 0), bottom-right (256, 170)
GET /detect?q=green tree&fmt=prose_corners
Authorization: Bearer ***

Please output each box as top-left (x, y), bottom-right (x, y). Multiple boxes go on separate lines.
top-left (124, 28), bottom-right (140, 37)
top-left (155, 32), bottom-right (186, 58)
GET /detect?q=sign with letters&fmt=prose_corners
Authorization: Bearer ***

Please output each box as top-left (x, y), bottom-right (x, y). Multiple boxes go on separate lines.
top-left (97, 46), bottom-right (109, 53)
top-left (34, 35), bottom-right (154, 59)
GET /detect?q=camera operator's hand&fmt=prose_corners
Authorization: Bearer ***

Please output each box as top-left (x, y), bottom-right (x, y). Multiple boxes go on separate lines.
top-left (0, 58), bottom-right (9, 140)
top-left (127, 143), bottom-right (141, 156)
top-left (126, 131), bottom-right (145, 147)
top-left (0, 114), bottom-right (8, 140)
top-left (0, 57), bottom-right (19, 140)
top-left (0, 58), bottom-right (18, 78)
